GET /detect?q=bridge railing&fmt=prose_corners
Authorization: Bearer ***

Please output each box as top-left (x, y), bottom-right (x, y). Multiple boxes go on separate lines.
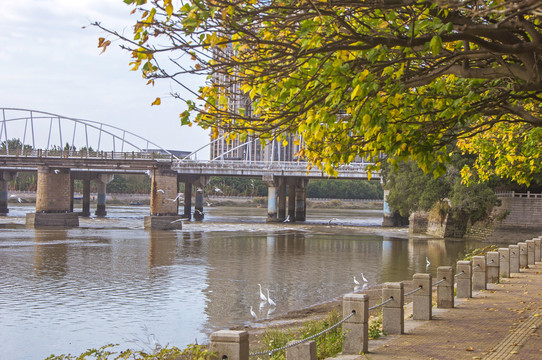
top-left (0, 148), bottom-right (175, 161)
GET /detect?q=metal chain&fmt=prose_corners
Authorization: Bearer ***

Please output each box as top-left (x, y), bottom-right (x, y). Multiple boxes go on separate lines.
top-left (369, 296), bottom-right (394, 311)
top-left (249, 310), bottom-right (356, 357)
top-left (432, 278), bottom-right (446, 286)
top-left (404, 286), bottom-right (423, 297)
top-left (454, 270), bottom-right (465, 278)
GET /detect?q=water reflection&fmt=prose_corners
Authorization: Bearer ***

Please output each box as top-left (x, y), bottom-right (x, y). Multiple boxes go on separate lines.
top-left (0, 206), bottom-right (505, 360)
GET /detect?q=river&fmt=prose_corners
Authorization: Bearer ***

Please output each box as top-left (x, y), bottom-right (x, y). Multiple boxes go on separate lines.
top-left (0, 204), bottom-right (494, 359)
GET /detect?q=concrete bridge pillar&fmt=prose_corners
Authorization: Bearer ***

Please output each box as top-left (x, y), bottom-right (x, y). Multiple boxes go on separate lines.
top-left (183, 180), bottom-right (193, 220)
top-left (26, 166), bottom-right (78, 227)
top-left (0, 171), bottom-right (17, 216)
top-left (295, 178), bottom-right (308, 222)
top-left (264, 175), bottom-right (279, 222)
top-left (278, 178), bottom-right (287, 221)
top-left (287, 178), bottom-right (296, 222)
top-left (95, 174), bottom-right (113, 217)
top-left (193, 176), bottom-right (209, 221)
top-left (145, 167), bottom-right (182, 230)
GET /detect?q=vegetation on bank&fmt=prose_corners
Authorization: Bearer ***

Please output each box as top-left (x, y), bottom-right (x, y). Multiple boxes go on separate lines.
top-left (8, 169), bottom-right (383, 201)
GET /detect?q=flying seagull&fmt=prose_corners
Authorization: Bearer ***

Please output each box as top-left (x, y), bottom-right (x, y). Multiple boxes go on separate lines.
top-left (157, 189), bottom-right (165, 194)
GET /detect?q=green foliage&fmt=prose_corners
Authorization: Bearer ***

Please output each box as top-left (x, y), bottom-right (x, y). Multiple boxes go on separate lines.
top-left (45, 343), bottom-right (215, 360)
top-left (258, 310), bottom-right (344, 360)
top-left (307, 180), bottom-right (383, 200)
top-left (0, 138), bottom-right (33, 154)
top-left (462, 245), bottom-right (499, 261)
top-left (368, 315), bottom-right (384, 340)
top-left (385, 155), bottom-right (499, 224)
top-left (97, 1), bottom-right (542, 185)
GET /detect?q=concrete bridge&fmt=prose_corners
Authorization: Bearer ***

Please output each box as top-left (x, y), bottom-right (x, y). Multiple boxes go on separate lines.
top-left (0, 108), bottom-right (379, 229)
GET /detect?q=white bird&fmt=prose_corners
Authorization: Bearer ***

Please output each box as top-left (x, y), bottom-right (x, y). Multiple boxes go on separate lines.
top-left (54, 169), bottom-right (60, 174)
top-left (17, 197), bottom-right (22, 203)
top-left (250, 306), bottom-right (257, 320)
top-left (354, 276), bottom-right (360, 285)
top-left (258, 283), bottom-right (267, 302)
top-left (361, 272), bottom-right (368, 282)
top-left (195, 209), bottom-right (203, 215)
top-left (283, 215), bottom-right (290, 223)
top-left (157, 189), bottom-right (165, 194)
top-left (10, 194), bottom-right (15, 198)
top-left (168, 193), bottom-right (183, 202)
top-left (426, 257), bottom-right (430, 266)
top-left (145, 169), bottom-right (152, 177)
top-left (214, 187), bottom-right (222, 193)
top-left (267, 289), bottom-right (276, 307)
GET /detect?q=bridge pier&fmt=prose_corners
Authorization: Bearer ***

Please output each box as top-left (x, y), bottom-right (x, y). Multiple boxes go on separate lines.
top-left (0, 171), bottom-right (17, 216)
top-left (193, 176), bottom-right (210, 221)
top-left (265, 175), bottom-right (279, 222)
top-left (145, 167), bottom-right (182, 230)
top-left (288, 178), bottom-right (296, 222)
top-left (95, 174), bottom-right (114, 217)
top-left (295, 178), bottom-right (308, 222)
top-left (26, 166), bottom-right (79, 227)
top-left (278, 178), bottom-right (287, 221)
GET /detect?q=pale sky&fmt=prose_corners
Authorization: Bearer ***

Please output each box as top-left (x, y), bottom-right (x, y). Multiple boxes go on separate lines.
top-left (0, 0), bottom-right (210, 156)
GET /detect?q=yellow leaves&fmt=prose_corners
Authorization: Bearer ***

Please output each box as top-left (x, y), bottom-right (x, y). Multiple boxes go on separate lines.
top-left (151, 97), bottom-right (161, 106)
top-left (362, 113), bottom-right (371, 127)
top-left (97, 37), bottom-right (111, 54)
top-left (351, 84), bottom-right (361, 100)
top-left (163, 0), bottom-right (174, 18)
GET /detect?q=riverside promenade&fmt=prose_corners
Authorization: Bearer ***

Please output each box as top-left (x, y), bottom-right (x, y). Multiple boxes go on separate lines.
top-left (362, 264), bottom-right (542, 359)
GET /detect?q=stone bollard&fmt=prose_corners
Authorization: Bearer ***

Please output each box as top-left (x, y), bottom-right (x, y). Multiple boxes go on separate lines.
top-left (519, 242), bottom-right (528, 269)
top-left (286, 340), bottom-right (316, 360)
top-left (437, 266), bottom-right (454, 308)
top-left (210, 330), bottom-right (249, 360)
top-left (534, 239), bottom-right (541, 262)
top-left (456, 261), bottom-right (472, 298)
top-left (342, 293), bottom-right (368, 354)
top-left (486, 252), bottom-right (500, 283)
top-left (510, 244), bottom-right (520, 274)
top-left (382, 282), bottom-right (404, 335)
top-left (472, 256), bottom-right (487, 291)
top-left (498, 248), bottom-right (510, 278)
top-left (412, 273), bottom-right (432, 320)
top-left (526, 240), bottom-right (535, 267)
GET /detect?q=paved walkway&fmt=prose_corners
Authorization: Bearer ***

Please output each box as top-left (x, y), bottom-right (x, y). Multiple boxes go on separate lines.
top-left (358, 263), bottom-right (542, 360)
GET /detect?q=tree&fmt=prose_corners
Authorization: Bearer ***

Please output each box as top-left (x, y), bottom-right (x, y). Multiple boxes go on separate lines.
top-left (1, 138), bottom-right (33, 154)
top-left (96, 0), bottom-right (542, 183)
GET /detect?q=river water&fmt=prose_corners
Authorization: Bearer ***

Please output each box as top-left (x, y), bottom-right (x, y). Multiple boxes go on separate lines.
top-left (0, 204), bottom-right (493, 359)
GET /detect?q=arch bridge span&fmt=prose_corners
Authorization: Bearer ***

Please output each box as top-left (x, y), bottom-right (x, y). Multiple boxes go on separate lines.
top-left (0, 108), bottom-right (381, 228)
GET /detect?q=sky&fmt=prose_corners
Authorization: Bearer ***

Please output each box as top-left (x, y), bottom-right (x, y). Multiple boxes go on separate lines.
top-left (0, 0), bottom-right (210, 156)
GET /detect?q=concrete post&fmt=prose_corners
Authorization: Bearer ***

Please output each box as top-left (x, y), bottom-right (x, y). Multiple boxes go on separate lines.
top-left (293, 178), bottom-right (308, 222)
top-left (412, 273), bottom-right (432, 320)
top-left (0, 171), bottom-right (15, 215)
top-left (183, 181), bottom-right (192, 220)
top-left (526, 240), bottom-right (535, 267)
top-left (486, 252), bottom-right (500, 284)
top-left (286, 340), bottom-right (316, 360)
top-left (267, 185), bottom-right (277, 222)
top-left (0, 175), bottom-right (9, 216)
top-left (534, 239), bottom-right (541, 262)
top-left (287, 178), bottom-right (296, 222)
top-left (342, 293), bottom-right (369, 355)
top-left (437, 266), bottom-right (454, 308)
top-left (472, 256), bottom-right (487, 291)
top-left (145, 168), bottom-right (183, 230)
top-left (498, 248), bottom-right (510, 278)
top-left (278, 178), bottom-right (287, 221)
top-left (95, 174), bottom-right (113, 217)
top-left (194, 188), bottom-right (204, 221)
top-left (382, 282), bottom-right (404, 335)
top-left (210, 330), bottom-right (249, 360)
top-left (510, 244), bottom-right (520, 274)
top-left (518, 242), bottom-right (528, 269)
top-left (456, 261), bottom-right (472, 299)
top-left (81, 176), bottom-right (91, 217)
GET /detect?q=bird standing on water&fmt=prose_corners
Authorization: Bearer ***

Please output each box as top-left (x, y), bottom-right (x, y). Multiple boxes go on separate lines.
top-left (250, 306), bottom-right (257, 319)
top-left (353, 276), bottom-right (360, 285)
top-left (267, 289), bottom-right (276, 307)
top-left (361, 272), bottom-right (368, 282)
top-left (258, 283), bottom-right (267, 302)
